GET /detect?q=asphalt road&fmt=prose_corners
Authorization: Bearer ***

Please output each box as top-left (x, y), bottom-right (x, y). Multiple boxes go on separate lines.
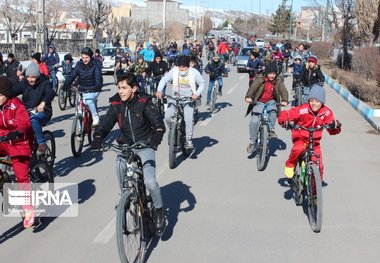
top-left (0, 64), bottom-right (380, 263)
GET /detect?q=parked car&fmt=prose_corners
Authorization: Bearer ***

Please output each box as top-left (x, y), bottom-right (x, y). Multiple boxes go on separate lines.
top-left (236, 47), bottom-right (255, 73)
top-left (101, 47), bottom-right (135, 74)
top-left (255, 38), bottom-right (265, 48)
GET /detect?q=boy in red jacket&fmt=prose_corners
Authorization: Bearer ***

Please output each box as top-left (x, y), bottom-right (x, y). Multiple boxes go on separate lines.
top-left (278, 84), bottom-right (341, 179)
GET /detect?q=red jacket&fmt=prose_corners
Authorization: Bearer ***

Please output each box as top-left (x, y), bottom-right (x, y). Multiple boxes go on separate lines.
top-left (278, 103), bottom-right (341, 142)
top-left (39, 62), bottom-right (49, 76)
top-left (0, 97), bottom-right (33, 156)
top-left (217, 42), bottom-right (229, 55)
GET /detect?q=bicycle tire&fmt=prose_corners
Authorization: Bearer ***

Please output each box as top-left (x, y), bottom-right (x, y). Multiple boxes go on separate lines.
top-left (168, 123), bottom-right (177, 169)
top-left (116, 190), bottom-right (146, 263)
top-left (157, 99), bottom-right (165, 119)
top-left (57, 85), bottom-right (67, 111)
top-left (68, 90), bottom-right (76, 107)
top-left (306, 163), bottom-right (323, 233)
top-left (296, 86), bottom-right (303, 106)
top-left (209, 83), bottom-right (217, 113)
top-left (256, 125), bottom-right (268, 171)
top-left (43, 130), bottom-right (56, 170)
top-left (70, 115), bottom-right (84, 157)
top-left (292, 161), bottom-right (304, 206)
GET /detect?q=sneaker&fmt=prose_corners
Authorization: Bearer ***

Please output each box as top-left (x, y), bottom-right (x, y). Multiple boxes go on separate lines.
top-left (284, 166), bottom-right (295, 179)
top-left (92, 115), bottom-right (99, 126)
top-left (246, 142), bottom-right (256, 154)
top-left (154, 207), bottom-right (166, 236)
top-left (23, 209), bottom-right (35, 228)
top-left (184, 140), bottom-right (194, 150)
top-left (269, 130), bottom-right (277, 138)
top-left (218, 90), bottom-right (223, 96)
top-left (37, 143), bottom-right (47, 156)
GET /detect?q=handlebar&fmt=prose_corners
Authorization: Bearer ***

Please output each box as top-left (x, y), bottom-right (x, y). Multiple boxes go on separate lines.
top-left (165, 95), bottom-right (193, 102)
top-left (101, 140), bottom-right (151, 153)
top-left (288, 123), bottom-right (333, 132)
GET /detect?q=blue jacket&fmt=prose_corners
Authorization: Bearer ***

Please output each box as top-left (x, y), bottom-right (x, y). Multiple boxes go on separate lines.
top-left (63, 59), bottom-right (103, 92)
top-left (247, 58), bottom-right (263, 78)
top-left (205, 60), bottom-right (226, 80)
top-left (41, 45), bottom-right (60, 68)
top-left (138, 42), bottom-right (155, 62)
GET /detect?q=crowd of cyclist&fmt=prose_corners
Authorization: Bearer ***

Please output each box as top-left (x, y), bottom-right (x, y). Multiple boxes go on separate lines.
top-left (0, 33), bottom-right (340, 234)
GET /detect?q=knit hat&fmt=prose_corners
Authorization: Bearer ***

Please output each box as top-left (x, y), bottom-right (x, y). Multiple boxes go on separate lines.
top-left (31, 52), bottom-right (42, 63)
top-left (25, 63), bottom-right (41, 77)
top-left (0, 76), bottom-right (13, 97)
top-left (265, 62), bottom-right (277, 75)
top-left (81, 47), bottom-right (94, 58)
top-left (294, 55), bottom-right (302, 61)
top-left (308, 84), bottom-right (326, 104)
top-left (177, 55), bottom-right (190, 67)
top-left (308, 55), bottom-right (317, 64)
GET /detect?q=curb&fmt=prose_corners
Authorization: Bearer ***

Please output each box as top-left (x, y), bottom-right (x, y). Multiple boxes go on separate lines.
top-left (323, 72), bottom-right (380, 132)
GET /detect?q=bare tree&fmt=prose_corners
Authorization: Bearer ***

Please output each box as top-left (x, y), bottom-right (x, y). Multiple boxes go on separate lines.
top-left (132, 19), bottom-right (151, 50)
top-left (373, 1), bottom-right (380, 42)
top-left (77, 0), bottom-right (112, 49)
top-left (103, 13), bottom-right (119, 45)
top-left (0, 0), bottom-right (33, 53)
top-left (118, 17), bottom-right (134, 47)
top-left (45, 0), bottom-right (67, 48)
top-left (328, 0), bottom-right (356, 69)
top-left (355, 0), bottom-right (379, 46)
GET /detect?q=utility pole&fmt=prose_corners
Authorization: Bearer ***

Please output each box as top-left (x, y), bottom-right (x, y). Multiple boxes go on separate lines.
top-left (36, 0), bottom-right (46, 52)
top-left (289, 0), bottom-right (293, 40)
top-left (163, 0), bottom-right (166, 43)
top-left (194, 0), bottom-right (198, 40)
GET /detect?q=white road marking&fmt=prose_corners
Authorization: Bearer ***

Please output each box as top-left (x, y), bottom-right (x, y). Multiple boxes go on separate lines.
top-left (227, 83), bottom-right (238, 94)
top-left (93, 217), bottom-right (116, 244)
top-left (239, 74), bottom-right (245, 80)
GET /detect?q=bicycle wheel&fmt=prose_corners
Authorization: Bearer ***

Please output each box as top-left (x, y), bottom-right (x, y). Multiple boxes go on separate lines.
top-left (29, 160), bottom-right (54, 186)
top-left (68, 90), bottom-right (76, 107)
top-left (296, 86), bottom-right (303, 106)
top-left (256, 125), bottom-right (268, 171)
top-left (116, 190), bottom-right (146, 263)
top-left (70, 115), bottom-right (84, 157)
top-left (168, 123), bottom-right (177, 169)
top-left (157, 99), bottom-right (165, 119)
top-left (43, 130), bottom-right (56, 170)
top-left (292, 161), bottom-right (304, 206)
top-left (209, 84), bottom-right (217, 113)
top-left (306, 163), bottom-right (323, 233)
top-left (57, 85), bottom-right (67, 111)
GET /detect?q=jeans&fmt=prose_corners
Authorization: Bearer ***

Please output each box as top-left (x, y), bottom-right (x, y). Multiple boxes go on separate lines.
top-left (164, 100), bottom-right (194, 141)
top-left (207, 77), bottom-right (223, 102)
top-left (83, 92), bottom-right (99, 118)
top-left (30, 112), bottom-right (49, 144)
top-left (136, 75), bottom-right (146, 93)
top-left (116, 148), bottom-right (163, 209)
top-left (249, 100), bottom-right (278, 143)
top-left (48, 66), bottom-right (58, 93)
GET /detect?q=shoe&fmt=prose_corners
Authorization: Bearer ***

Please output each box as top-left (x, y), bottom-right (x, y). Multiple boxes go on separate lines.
top-left (37, 143), bottom-right (47, 156)
top-left (23, 209), bottom-right (35, 228)
top-left (184, 140), bottom-right (194, 150)
top-left (269, 130), bottom-right (277, 138)
top-left (246, 142), bottom-right (256, 154)
top-left (154, 207), bottom-right (166, 236)
top-left (218, 90), bottom-right (223, 96)
top-left (285, 166), bottom-right (295, 179)
top-left (92, 115), bottom-right (99, 126)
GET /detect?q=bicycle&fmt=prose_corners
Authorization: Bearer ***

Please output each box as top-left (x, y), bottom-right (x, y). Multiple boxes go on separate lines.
top-left (166, 96), bottom-right (193, 169)
top-left (57, 82), bottom-right (77, 111)
top-left (147, 75), bottom-right (165, 118)
top-left (253, 102), bottom-right (279, 171)
top-left (286, 123), bottom-right (332, 233)
top-left (27, 108), bottom-right (56, 171)
top-left (101, 141), bottom-right (158, 263)
top-left (70, 91), bottom-right (94, 157)
top-left (0, 132), bottom-right (54, 219)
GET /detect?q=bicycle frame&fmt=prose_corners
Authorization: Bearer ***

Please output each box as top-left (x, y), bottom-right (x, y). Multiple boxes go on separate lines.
top-left (75, 92), bottom-right (93, 133)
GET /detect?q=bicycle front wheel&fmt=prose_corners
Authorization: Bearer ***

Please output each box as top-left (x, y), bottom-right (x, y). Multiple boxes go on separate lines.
top-left (57, 85), bottom-right (67, 110)
top-left (68, 90), bottom-right (76, 107)
top-left (256, 125), bottom-right (268, 171)
top-left (209, 85), bottom-right (217, 113)
top-left (29, 160), bottom-right (54, 186)
top-left (306, 164), bottom-right (323, 233)
top-left (168, 123), bottom-right (177, 169)
top-left (43, 130), bottom-right (56, 170)
top-left (70, 115), bottom-right (84, 157)
top-left (116, 190), bottom-right (146, 263)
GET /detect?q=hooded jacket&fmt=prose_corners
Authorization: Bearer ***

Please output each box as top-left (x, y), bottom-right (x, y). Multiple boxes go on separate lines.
top-left (93, 93), bottom-right (165, 145)
top-left (138, 43), bottom-right (155, 63)
top-left (41, 45), bottom-right (60, 67)
top-left (300, 64), bottom-right (325, 87)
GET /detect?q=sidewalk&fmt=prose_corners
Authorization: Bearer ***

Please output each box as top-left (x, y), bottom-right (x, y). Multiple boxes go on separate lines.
top-left (323, 72), bottom-right (380, 132)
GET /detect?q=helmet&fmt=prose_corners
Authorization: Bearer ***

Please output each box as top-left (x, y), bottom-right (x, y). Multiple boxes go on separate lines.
top-left (81, 47), bottom-right (93, 57)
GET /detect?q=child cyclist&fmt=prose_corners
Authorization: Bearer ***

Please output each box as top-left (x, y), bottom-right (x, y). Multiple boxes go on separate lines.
top-left (0, 77), bottom-right (35, 228)
top-left (278, 84), bottom-right (342, 179)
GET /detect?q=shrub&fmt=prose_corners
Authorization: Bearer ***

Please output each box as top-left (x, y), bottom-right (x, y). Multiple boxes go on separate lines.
top-left (340, 72), bottom-right (380, 105)
top-left (372, 59), bottom-right (380, 86)
top-left (351, 47), bottom-right (380, 80)
top-left (331, 68), bottom-right (338, 79)
top-left (309, 42), bottom-right (333, 60)
top-left (336, 52), bottom-right (352, 69)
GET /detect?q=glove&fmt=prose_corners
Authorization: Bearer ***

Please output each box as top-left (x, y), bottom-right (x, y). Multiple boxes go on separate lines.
top-left (330, 120), bottom-right (342, 129)
top-left (91, 135), bottom-right (103, 149)
top-left (116, 135), bottom-right (128, 145)
top-left (148, 130), bottom-right (164, 148)
top-left (7, 131), bottom-right (23, 141)
top-left (281, 121), bottom-right (290, 130)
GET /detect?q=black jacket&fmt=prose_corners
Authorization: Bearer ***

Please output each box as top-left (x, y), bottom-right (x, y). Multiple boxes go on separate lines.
top-left (63, 59), bottom-right (103, 92)
top-left (12, 77), bottom-right (55, 120)
top-left (205, 60), bottom-right (226, 80)
top-left (94, 93), bottom-right (165, 145)
top-left (146, 61), bottom-right (168, 78)
top-left (4, 60), bottom-right (20, 85)
top-left (300, 65), bottom-right (325, 87)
